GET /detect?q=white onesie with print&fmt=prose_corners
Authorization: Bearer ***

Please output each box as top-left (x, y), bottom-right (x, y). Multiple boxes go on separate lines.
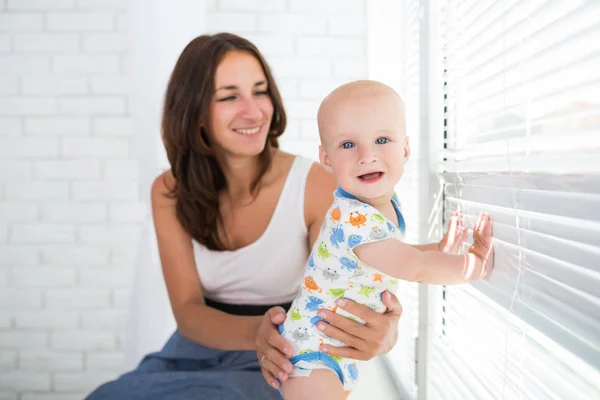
top-left (279, 187), bottom-right (406, 394)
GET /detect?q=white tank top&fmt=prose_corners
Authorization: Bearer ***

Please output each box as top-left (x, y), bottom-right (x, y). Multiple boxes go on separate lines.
top-left (193, 156), bottom-right (314, 305)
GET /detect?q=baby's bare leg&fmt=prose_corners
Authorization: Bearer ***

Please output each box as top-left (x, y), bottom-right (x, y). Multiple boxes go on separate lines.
top-left (281, 369), bottom-right (346, 400)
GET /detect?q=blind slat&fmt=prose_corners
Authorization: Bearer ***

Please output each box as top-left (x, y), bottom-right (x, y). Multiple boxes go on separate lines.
top-left (440, 154), bottom-right (600, 174)
top-left (444, 190), bottom-right (600, 222)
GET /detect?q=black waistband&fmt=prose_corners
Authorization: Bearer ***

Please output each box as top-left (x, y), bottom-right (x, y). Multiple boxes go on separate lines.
top-left (204, 298), bottom-right (293, 316)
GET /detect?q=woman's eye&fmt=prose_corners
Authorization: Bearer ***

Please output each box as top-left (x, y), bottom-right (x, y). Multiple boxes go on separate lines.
top-left (254, 90), bottom-right (268, 96)
top-left (376, 137), bottom-right (389, 144)
top-left (341, 142), bottom-right (354, 149)
top-left (217, 96), bottom-right (236, 102)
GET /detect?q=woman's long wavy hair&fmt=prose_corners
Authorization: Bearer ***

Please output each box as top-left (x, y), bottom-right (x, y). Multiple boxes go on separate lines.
top-left (162, 33), bottom-right (287, 251)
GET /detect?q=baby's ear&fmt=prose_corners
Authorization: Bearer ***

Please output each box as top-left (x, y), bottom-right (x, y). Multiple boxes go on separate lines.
top-left (404, 137), bottom-right (411, 161)
top-left (319, 145), bottom-right (332, 172)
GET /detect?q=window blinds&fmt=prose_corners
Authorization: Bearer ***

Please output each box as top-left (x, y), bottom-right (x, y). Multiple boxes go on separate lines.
top-left (428, 0), bottom-right (600, 398)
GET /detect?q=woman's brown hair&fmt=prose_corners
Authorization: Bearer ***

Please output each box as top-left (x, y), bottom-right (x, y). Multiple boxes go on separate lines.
top-left (161, 33), bottom-right (286, 251)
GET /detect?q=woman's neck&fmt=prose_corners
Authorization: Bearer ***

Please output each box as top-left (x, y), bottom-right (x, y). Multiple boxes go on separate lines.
top-left (217, 148), bottom-right (277, 201)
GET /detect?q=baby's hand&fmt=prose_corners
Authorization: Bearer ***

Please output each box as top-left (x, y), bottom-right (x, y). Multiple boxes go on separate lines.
top-left (469, 212), bottom-right (494, 277)
top-left (438, 211), bottom-right (468, 254)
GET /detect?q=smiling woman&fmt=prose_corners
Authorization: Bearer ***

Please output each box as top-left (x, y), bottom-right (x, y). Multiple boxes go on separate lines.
top-left (85, 33), bottom-right (403, 400)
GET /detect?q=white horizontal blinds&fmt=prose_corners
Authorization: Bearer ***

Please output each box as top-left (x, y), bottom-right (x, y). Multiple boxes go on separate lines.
top-left (432, 286), bottom-right (600, 399)
top-left (429, 0), bottom-right (600, 399)
top-left (444, 0), bottom-right (600, 172)
top-left (385, 0), bottom-right (420, 398)
top-left (442, 173), bottom-right (600, 365)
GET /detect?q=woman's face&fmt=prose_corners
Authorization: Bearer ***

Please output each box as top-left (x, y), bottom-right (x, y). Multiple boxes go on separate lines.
top-left (207, 50), bottom-right (274, 158)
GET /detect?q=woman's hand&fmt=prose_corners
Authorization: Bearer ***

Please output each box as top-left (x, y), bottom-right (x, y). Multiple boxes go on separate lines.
top-left (438, 211), bottom-right (468, 254)
top-left (315, 291), bottom-right (403, 360)
top-left (255, 307), bottom-right (293, 390)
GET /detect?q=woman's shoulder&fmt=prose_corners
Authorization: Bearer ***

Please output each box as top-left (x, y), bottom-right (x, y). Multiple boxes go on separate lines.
top-left (151, 169), bottom-right (176, 207)
top-left (306, 162), bottom-right (335, 193)
top-left (274, 149), bottom-right (335, 207)
top-left (275, 150), bottom-right (296, 164)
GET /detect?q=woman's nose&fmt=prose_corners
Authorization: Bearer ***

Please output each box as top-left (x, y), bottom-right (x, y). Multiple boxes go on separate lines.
top-left (240, 97), bottom-right (263, 120)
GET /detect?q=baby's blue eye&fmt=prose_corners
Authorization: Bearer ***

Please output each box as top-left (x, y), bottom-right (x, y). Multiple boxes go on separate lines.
top-left (376, 137), bottom-right (389, 144)
top-left (341, 142), bottom-right (354, 149)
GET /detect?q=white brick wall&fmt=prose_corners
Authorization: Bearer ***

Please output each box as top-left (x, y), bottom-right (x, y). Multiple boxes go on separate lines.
top-left (0, 0), bottom-right (367, 398)
top-left (0, 0), bottom-right (141, 398)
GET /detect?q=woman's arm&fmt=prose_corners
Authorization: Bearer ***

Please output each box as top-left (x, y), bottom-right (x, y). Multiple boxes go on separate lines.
top-left (152, 171), bottom-right (262, 351)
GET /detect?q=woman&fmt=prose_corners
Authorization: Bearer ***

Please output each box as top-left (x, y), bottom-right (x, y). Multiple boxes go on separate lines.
top-left (86, 33), bottom-right (403, 400)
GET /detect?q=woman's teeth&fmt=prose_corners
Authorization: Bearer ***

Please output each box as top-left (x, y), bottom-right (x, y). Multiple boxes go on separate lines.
top-left (235, 127), bottom-right (260, 135)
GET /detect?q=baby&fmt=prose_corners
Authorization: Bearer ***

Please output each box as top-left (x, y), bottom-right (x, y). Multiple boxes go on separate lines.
top-left (278, 80), bottom-right (494, 399)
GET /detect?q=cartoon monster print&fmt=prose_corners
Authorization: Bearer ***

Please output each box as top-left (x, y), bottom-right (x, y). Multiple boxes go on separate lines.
top-left (292, 326), bottom-right (311, 343)
top-left (347, 234), bottom-right (363, 248)
top-left (304, 276), bottom-right (322, 293)
top-left (328, 288), bottom-right (346, 298)
top-left (305, 296), bottom-right (325, 312)
top-left (358, 285), bottom-right (376, 297)
top-left (291, 308), bottom-right (302, 321)
top-left (338, 256), bottom-right (358, 272)
top-left (373, 273), bottom-right (383, 283)
top-left (352, 269), bottom-right (366, 279)
top-left (318, 242), bottom-right (331, 260)
top-left (322, 267), bottom-right (340, 282)
top-left (371, 214), bottom-right (385, 224)
top-left (330, 225), bottom-right (345, 249)
top-left (330, 207), bottom-right (341, 223)
top-left (348, 211), bottom-right (367, 228)
top-left (369, 227), bottom-right (388, 241)
top-left (346, 363), bottom-right (359, 381)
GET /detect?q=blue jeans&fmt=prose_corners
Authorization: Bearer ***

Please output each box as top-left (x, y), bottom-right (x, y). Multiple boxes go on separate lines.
top-left (85, 330), bottom-right (281, 400)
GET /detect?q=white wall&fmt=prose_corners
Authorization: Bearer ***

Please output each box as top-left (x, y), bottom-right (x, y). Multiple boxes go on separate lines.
top-left (1, 0), bottom-right (140, 399)
top-left (0, 0), bottom-right (369, 398)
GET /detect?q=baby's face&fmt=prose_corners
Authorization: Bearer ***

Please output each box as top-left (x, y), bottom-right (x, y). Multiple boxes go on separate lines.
top-left (319, 92), bottom-right (409, 203)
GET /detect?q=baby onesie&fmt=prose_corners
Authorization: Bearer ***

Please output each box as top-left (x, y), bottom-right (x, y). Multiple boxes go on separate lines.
top-left (279, 187), bottom-right (406, 394)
